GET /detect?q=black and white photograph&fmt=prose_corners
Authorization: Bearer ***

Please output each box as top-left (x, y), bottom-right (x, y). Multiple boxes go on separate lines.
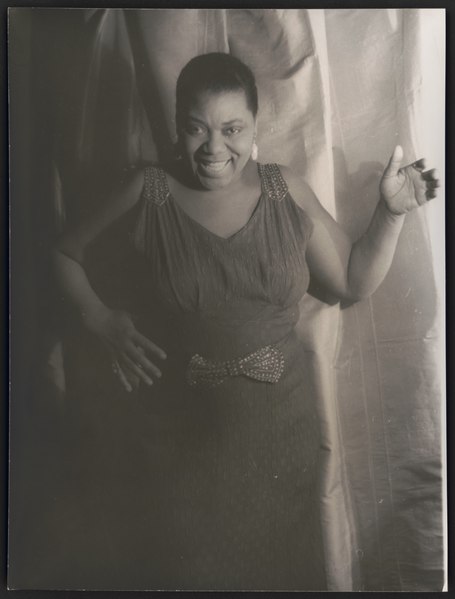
top-left (8, 7), bottom-right (445, 592)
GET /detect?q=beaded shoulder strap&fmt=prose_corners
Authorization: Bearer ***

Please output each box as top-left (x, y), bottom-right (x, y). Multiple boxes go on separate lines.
top-left (142, 165), bottom-right (171, 207)
top-left (258, 163), bottom-right (289, 203)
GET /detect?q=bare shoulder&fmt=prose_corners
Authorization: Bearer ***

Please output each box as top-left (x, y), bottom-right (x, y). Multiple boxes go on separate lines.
top-left (91, 165), bottom-right (149, 232)
top-left (276, 164), bottom-right (324, 218)
top-left (110, 166), bottom-right (146, 213)
top-left (55, 166), bottom-right (146, 260)
top-left (277, 164), bottom-right (349, 251)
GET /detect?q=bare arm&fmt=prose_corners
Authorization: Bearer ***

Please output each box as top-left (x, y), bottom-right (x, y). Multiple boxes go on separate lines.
top-left (283, 146), bottom-right (439, 301)
top-left (53, 168), bottom-right (166, 391)
top-left (53, 169), bottom-right (144, 319)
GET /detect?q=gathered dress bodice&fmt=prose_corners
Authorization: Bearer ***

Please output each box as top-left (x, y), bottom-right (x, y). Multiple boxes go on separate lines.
top-left (129, 162), bottom-right (313, 362)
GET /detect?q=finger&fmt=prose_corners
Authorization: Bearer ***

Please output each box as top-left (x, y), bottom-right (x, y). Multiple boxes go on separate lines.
top-left (133, 331), bottom-right (167, 360)
top-left (112, 360), bottom-right (133, 392)
top-left (383, 145), bottom-right (403, 178)
top-left (422, 168), bottom-right (439, 182)
top-left (126, 341), bottom-right (163, 379)
top-left (411, 158), bottom-right (426, 171)
top-left (425, 179), bottom-right (440, 190)
top-left (121, 354), bottom-right (154, 386)
top-left (426, 189), bottom-right (438, 200)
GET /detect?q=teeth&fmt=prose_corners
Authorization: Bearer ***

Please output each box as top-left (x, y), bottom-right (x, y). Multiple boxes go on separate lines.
top-left (200, 160), bottom-right (230, 172)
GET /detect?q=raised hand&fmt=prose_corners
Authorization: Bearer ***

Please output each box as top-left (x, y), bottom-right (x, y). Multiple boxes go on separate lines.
top-left (83, 307), bottom-right (167, 392)
top-left (379, 145), bottom-right (440, 215)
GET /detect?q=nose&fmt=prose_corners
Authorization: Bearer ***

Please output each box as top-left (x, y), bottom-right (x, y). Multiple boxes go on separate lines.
top-left (203, 131), bottom-right (226, 156)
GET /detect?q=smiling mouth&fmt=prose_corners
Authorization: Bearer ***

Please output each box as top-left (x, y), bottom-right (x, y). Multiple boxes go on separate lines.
top-left (198, 159), bottom-right (231, 174)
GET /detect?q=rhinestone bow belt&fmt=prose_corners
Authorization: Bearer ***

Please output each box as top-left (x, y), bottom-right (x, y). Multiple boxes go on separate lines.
top-left (186, 345), bottom-right (285, 388)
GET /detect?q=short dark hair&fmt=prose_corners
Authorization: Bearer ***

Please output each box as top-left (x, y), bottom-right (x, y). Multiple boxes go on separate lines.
top-left (175, 53), bottom-right (258, 129)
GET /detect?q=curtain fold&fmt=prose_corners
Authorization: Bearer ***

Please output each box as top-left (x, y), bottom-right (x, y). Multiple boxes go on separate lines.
top-left (10, 8), bottom-right (444, 591)
top-left (325, 8), bottom-right (444, 590)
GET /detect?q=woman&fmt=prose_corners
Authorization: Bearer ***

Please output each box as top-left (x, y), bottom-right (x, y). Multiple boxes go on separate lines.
top-left (54, 53), bottom-right (439, 590)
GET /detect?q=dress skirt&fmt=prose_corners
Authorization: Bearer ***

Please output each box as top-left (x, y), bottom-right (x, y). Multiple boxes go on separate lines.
top-left (62, 330), bottom-right (326, 591)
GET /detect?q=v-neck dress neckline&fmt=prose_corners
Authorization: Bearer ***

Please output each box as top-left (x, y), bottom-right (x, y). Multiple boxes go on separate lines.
top-left (160, 163), bottom-right (265, 243)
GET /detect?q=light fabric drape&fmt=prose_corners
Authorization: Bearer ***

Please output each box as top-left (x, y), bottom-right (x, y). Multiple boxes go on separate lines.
top-left (324, 9), bottom-right (445, 591)
top-left (9, 8), bottom-right (445, 591)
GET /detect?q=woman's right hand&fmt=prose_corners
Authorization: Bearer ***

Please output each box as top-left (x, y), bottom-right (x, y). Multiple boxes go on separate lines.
top-left (82, 306), bottom-right (167, 392)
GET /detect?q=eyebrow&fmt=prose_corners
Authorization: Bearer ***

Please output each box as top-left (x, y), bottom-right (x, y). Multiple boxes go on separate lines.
top-left (222, 120), bottom-right (245, 126)
top-left (187, 116), bottom-right (246, 126)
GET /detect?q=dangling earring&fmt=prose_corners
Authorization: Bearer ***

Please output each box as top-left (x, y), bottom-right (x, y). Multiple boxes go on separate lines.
top-left (173, 142), bottom-right (182, 161)
top-left (251, 141), bottom-right (258, 161)
top-left (172, 134), bottom-right (183, 161)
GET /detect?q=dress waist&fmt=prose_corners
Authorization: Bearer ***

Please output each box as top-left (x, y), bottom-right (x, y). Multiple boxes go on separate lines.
top-left (134, 304), bottom-right (300, 362)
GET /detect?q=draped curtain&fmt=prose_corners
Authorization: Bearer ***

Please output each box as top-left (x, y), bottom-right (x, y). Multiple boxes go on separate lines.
top-left (9, 8), bottom-right (445, 591)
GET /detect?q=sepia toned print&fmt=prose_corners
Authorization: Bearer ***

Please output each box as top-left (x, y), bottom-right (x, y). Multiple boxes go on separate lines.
top-left (8, 8), bottom-right (445, 591)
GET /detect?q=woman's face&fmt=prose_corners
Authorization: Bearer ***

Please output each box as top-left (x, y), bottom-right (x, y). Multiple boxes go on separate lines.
top-left (178, 89), bottom-right (256, 191)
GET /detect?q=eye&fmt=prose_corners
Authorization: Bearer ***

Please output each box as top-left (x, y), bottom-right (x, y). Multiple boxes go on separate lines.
top-left (185, 123), bottom-right (205, 136)
top-left (224, 127), bottom-right (242, 136)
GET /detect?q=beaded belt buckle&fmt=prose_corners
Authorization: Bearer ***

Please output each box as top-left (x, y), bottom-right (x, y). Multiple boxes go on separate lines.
top-left (186, 345), bottom-right (285, 388)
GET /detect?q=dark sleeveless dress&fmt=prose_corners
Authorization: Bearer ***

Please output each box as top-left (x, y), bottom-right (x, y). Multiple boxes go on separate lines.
top-left (70, 163), bottom-right (326, 591)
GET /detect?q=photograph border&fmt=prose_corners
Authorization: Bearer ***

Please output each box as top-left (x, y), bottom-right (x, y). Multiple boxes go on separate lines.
top-left (4, 0), bottom-right (452, 597)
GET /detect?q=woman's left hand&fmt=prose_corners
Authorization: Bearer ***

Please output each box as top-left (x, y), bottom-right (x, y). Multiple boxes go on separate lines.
top-left (379, 145), bottom-right (440, 215)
